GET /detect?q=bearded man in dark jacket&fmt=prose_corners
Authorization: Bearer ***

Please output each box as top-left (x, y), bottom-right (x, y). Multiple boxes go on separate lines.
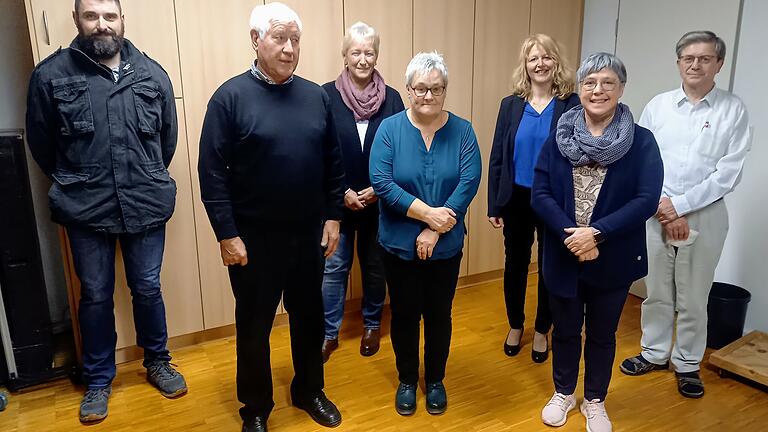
top-left (26, 0), bottom-right (186, 423)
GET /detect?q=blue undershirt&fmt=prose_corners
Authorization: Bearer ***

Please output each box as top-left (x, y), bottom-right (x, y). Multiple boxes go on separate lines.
top-left (513, 99), bottom-right (554, 187)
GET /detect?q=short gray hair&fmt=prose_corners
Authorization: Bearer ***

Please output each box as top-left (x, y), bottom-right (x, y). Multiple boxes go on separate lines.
top-left (576, 52), bottom-right (627, 84)
top-left (405, 51), bottom-right (448, 87)
top-left (249, 2), bottom-right (302, 39)
top-left (676, 30), bottom-right (726, 60)
top-left (341, 22), bottom-right (380, 56)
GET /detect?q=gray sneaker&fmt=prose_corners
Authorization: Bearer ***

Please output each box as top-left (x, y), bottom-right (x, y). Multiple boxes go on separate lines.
top-left (146, 361), bottom-right (188, 398)
top-left (79, 386), bottom-right (111, 423)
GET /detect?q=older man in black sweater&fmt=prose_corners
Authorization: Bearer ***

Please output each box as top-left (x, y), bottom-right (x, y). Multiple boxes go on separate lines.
top-left (197, 3), bottom-right (344, 432)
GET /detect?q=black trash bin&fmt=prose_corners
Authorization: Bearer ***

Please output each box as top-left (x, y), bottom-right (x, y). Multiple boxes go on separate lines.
top-left (707, 282), bottom-right (751, 349)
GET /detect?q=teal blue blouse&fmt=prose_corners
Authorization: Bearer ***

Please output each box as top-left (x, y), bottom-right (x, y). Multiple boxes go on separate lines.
top-left (369, 111), bottom-right (482, 261)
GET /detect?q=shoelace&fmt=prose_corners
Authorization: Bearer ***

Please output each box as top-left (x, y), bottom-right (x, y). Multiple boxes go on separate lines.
top-left (83, 388), bottom-right (110, 404)
top-left (546, 393), bottom-right (569, 407)
top-left (583, 400), bottom-right (608, 419)
top-left (398, 384), bottom-right (416, 394)
top-left (149, 361), bottom-right (180, 380)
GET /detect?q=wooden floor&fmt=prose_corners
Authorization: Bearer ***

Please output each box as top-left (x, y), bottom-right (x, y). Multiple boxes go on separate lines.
top-left (1, 276), bottom-right (766, 431)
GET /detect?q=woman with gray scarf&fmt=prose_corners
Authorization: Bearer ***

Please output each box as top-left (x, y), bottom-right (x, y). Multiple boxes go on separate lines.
top-left (532, 53), bottom-right (663, 432)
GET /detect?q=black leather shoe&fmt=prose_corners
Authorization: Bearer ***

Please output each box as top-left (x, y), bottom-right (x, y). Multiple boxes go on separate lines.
top-left (425, 382), bottom-right (447, 415)
top-left (395, 382), bottom-right (417, 416)
top-left (242, 416), bottom-right (268, 432)
top-left (503, 328), bottom-right (522, 357)
top-left (293, 392), bottom-right (342, 427)
top-left (532, 334), bottom-right (549, 363)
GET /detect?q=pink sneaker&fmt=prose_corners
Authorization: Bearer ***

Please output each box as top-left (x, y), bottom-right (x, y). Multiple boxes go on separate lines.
top-left (541, 392), bottom-right (576, 427)
top-left (580, 399), bottom-right (612, 432)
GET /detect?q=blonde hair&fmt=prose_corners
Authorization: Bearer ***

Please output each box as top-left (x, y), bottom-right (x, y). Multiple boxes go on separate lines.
top-left (509, 34), bottom-right (575, 100)
top-left (341, 22), bottom-right (380, 56)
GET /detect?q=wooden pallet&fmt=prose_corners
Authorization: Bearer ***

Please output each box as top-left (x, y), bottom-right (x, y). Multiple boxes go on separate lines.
top-left (709, 331), bottom-right (768, 386)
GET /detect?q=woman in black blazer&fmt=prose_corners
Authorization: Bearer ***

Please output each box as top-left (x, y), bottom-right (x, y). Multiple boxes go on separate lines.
top-left (487, 34), bottom-right (579, 363)
top-left (320, 22), bottom-right (405, 363)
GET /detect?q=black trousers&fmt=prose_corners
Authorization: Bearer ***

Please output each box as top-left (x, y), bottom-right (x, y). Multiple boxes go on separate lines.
top-left (501, 185), bottom-right (551, 333)
top-left (549, 281), bottom-right (629, 401)
top-left (382, 250), bottom-right (462, 385)
top-left (227, 224), bottom-right (325, 421)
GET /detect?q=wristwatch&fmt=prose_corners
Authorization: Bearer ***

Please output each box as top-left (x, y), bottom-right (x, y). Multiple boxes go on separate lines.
top-left (592, 229), bottom-right (605, 244)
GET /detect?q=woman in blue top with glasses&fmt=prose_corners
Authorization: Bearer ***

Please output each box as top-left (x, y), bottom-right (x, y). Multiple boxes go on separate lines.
top-left (369, 51), bottom-right (481, 417)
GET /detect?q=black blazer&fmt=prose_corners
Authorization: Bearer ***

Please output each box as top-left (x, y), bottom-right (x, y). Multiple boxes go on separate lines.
top-left (322, 81), bottom-right (405, 224)
top-left (487, 93), bottom-right (580, 216)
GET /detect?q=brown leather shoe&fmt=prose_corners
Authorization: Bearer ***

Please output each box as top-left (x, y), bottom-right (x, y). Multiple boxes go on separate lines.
top-left (360, 328), bottom-right (381, 356)
top-left (321, 339), bottom-right (338, 364)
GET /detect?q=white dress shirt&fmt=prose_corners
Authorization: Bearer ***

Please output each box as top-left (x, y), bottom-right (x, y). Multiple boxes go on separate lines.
top-left (639, 86), bottom-right (752, 216)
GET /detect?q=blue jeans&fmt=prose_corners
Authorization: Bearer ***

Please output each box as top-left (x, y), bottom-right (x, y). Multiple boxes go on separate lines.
top-left (67, 225), bottom-right (171, 389)
top-left (321, 223), bottom-right (386, 340)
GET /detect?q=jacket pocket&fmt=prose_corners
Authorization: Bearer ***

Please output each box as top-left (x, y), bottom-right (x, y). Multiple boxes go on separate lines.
top-left (52, 77), bottom-right (94, 136)
top-left (132, 85), bottom-right (163, 134)
top-left (145, 161), bottom-right (171, 182)
top-left (51, 168), bottom-right (90, 185)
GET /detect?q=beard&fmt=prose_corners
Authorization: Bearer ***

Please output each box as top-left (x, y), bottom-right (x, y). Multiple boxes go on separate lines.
top-left (76, 24), bottom-right (124, 60)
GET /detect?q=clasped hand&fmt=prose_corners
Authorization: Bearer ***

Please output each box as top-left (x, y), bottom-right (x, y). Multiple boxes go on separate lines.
top-left (344, 187), bottom-right (378, 210)
top-left (425, 207), bottom-right (457, 233)
top-left (416, 228), bottom-right (440, 260)
top-left (563, 227), bottom-right (599, 262)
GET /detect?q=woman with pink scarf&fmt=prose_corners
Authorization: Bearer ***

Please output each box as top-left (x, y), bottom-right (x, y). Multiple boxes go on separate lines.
top-left (320, 22), bottom-right (404, 363)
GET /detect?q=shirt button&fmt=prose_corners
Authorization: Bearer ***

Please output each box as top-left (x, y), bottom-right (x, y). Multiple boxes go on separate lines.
top-left (637, 256), bottom-right (642, 261)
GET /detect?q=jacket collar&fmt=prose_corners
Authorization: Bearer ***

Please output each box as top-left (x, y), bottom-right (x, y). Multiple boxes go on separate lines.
top-left (68, 37), bottom-right (151, 84)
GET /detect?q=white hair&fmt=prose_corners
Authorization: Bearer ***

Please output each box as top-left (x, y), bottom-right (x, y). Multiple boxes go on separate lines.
top-left (405, 51), bottom-right (448, 87)
top-left (249, 2), bottom-right (303, 39)
top-left (341, 21), bottom-right (379, 56)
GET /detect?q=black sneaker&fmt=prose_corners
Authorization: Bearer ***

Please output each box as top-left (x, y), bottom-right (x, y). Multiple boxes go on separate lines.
top-left (79, 386), bottom-right (111, 423)
top-left (620, 354), bottom-right (669, 376)
top-left (146, 360), bottom-right (188, 398)
top-left (676, 371), bottom-right (705, 398)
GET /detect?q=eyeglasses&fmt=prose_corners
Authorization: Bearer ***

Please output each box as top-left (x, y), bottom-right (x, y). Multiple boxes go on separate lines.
top-left (409, 86), bottom-right (445, 97)
top-left (581, 80), bottom-right (620, 92)
top-left (678, 55), bottom-right (718, 66)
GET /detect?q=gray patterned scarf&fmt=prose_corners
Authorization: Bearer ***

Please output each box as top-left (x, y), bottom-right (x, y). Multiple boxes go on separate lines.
top-left (556, 103), bottom-right (635, 167)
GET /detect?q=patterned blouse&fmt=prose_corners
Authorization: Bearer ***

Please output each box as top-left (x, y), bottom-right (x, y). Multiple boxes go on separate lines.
top-left (573, 164), bottom-right (608, 227)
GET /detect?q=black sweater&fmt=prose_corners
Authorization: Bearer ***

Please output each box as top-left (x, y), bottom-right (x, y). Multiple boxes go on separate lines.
top-left (198, 72), bottom-right (345, 241)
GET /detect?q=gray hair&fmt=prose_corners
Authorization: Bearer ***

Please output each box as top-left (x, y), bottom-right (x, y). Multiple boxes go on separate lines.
top-left (405, 51), bottom-right (449, 87)
top-left (249, 2), bottom-right (302, 39)
top-left (341, 22), bottom-right (380, 56)
top-left (676, 30), bottom-right (726, 60)
top-left (576, 52), bottom-right (627, 84)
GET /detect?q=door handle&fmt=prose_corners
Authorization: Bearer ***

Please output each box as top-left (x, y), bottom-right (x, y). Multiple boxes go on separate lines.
top-left (43, 10), bottom-right (50, 45)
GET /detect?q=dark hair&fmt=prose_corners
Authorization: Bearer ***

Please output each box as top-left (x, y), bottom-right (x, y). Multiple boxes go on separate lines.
top-left (74, 0), bottom-right (122, 14)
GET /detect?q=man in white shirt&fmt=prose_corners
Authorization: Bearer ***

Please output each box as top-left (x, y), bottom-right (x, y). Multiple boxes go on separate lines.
top-left (620, 31), bottom-right (752, 399)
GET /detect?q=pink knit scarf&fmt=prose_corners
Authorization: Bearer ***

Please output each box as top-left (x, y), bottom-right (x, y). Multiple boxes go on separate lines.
top-left (335, 68), bottom-right (386, 121)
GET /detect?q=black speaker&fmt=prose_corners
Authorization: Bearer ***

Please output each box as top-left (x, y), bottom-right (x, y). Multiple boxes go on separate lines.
top-left (0, 130), bottom-right (56, 389)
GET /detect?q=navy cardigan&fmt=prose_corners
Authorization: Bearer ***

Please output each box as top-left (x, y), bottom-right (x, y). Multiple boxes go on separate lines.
top-left (531, 125), bottom-right (664, 298)
top-left (487, 93), bottom-right (580, 217)
top-left (322, 82), bottom-right (405, 225)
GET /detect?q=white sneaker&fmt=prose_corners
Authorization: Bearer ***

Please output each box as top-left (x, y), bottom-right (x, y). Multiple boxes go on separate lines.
top-left (541, 392), bottom-right (576, 427)
top-left (580, 398), bottom-right (612, 432)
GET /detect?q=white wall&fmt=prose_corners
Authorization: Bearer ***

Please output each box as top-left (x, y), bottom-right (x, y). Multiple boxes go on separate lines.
top-left (582, 0), bottom-right (768, 332)
top-left (714, 0), bottom-right (768, 333)
top-left (580, 0), bottom-right (619, 60)
top-left (0, 0), bottom-right (68, 325)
